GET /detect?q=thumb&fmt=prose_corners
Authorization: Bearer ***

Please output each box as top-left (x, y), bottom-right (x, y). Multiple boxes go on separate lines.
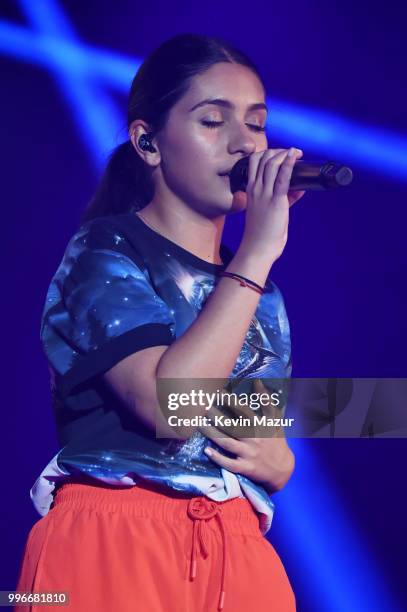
top-left (232, 190), bottom-right (248, 209)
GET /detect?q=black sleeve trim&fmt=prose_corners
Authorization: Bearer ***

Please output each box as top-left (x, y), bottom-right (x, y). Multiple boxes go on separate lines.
top-left (58, 323), bottom-right (174, 398)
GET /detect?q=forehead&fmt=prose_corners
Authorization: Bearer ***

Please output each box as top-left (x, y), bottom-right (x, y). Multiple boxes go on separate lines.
top-left (179, 62), bottom-right (265, 109)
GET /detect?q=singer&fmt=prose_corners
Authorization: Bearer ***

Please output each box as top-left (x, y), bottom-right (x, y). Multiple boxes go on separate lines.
top-left (16, 34), bottom-right (305, 612)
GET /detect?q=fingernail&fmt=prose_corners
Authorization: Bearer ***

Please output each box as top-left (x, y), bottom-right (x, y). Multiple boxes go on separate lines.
top-left (287, 148), bottom-right (295, 157)
top-left (204, 447), bottom-right (213, 456)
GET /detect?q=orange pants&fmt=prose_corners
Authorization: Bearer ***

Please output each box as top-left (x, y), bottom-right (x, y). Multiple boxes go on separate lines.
top-left (16, 480), bottom-right (295, 612)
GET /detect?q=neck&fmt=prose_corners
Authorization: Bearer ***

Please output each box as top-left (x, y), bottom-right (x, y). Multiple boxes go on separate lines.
top-left (137, 196), bottom-right (226, 265)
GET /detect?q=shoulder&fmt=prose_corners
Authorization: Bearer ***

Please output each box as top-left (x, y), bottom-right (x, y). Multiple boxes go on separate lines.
top-left (70, 213), bottom-right (137, 250)
top-left (57, 213), bottom-right (144, 277)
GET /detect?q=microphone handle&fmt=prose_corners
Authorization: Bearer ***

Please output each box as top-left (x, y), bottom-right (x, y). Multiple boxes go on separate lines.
top-left (229, 158), bottom-right (353, 192)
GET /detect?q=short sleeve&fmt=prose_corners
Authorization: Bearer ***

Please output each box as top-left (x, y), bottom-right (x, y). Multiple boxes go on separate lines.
top-left (40, 218), bottom-right (176, 398)
top-left (255, 278), bottom-right (292, 377)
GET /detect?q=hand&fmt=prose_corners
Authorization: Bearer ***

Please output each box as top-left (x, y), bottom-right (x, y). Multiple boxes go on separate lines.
top-left (236, 147), bottom-right (306, 262)
top-left (198, 379), bottom-right (295, 493)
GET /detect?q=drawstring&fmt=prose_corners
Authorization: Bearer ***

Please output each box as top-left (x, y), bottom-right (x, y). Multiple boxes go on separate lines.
top-left (187, 497), bottom-right (228, 611)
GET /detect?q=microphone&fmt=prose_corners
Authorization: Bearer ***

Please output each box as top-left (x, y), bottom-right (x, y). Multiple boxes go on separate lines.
top-left (229, 157), bottom-right (353, 193)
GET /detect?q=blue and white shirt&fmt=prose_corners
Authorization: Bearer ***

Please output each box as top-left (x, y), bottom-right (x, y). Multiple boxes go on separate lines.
top-left (32, 209), bottom-right (292, 535)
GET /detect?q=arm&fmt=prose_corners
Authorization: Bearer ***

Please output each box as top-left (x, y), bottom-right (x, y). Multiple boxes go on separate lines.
top-left (104, 148), bottom-right (302, 485)
top-left (103, 245), bottom-right (274, 437)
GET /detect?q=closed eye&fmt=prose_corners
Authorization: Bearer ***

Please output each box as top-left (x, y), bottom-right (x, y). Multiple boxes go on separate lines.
top-left (201, 120), bottom-right (266, 133)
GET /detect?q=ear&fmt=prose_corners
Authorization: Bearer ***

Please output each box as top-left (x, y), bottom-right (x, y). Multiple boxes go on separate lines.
top-left (129, 119), bottom-right (161, 167)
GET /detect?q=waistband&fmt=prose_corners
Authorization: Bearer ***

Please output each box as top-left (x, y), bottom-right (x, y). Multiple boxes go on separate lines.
top-left (51, 479), bottom-right (262, 537)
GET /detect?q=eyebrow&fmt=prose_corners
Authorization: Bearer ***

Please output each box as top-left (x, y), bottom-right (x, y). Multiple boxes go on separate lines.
top-left (188, 98), bottom-right (268, 113)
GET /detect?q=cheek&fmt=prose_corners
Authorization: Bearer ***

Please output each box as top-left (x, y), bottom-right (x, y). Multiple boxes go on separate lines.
top-left (159, 134), bottom-right (214, 195)
top-left (166, 127), bottom-right (217, 165)
top-left (176, 132), bottom-right (222, 175)
top-left (185, 128), bottom-right (222, 162)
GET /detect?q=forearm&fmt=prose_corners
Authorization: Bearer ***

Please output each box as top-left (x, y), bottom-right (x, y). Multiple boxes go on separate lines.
top-left (156, 246), bottom-right (274, 380)
top-left (151, 246), bottom-right (276, 438)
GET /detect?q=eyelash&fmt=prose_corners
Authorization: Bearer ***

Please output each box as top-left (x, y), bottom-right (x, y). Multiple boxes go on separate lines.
top-left (201, 120), bottom-right (266, 133)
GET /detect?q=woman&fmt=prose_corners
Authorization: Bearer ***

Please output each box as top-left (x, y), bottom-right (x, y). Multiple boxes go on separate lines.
top-left (17, 34), bottom-right (304, 611)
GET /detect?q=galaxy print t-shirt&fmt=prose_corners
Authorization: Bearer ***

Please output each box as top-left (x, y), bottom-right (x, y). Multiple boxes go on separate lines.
top-left (32, 208), bottom-right (292, 535)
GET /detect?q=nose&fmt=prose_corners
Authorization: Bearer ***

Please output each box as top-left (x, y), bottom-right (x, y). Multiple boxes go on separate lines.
top-left (227, 122), bottom-right (257, 156)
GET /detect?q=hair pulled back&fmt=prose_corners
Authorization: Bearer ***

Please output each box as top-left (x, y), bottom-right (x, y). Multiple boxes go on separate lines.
top-left (81, 34), bottom-right (262, 224)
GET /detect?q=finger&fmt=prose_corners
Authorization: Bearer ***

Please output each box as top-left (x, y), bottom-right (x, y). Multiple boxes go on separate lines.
top-left (207, 383), bottom-right (268, 438)
top-left (256, 149), bottom-right (287, 186)
top-left (246, 149), bottom-right (284, 192)
top-left (198, 406), bottom-right (245, 439)
top-left (207, 404), bottom-right (257, 440)
top-left (261, 152), bottom-right (291, 198)
top-left (272, 148), bottom-right (299, 198)
top-left (198, 425), bottom-right (243, 452)
top-left (203, 445), bottom-right (243, 473)
top-left (214, 387), bottom-right (255, 420)
top-left (246, 151), bottom-right (264, 193)
top-left (262, 148), bottom-right (303, 200)
top-left (234, 149), bottom-right (292, 206)
top-left (287, 149), bottom-right (304, 203)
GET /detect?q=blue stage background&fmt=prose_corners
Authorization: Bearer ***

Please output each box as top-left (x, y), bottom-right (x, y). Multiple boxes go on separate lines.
top-left (1, 1), bottom-right (406, 609)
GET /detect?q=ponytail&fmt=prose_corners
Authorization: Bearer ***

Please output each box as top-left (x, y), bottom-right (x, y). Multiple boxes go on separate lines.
top-left (80, 141), bottom-right (154, 225)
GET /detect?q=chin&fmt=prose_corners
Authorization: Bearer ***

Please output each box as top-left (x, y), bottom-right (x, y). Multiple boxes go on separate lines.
top-left (196, 190), bottom-right (247, 218)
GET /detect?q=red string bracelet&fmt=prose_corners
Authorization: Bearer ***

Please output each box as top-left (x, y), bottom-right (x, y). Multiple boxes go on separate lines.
top-left (218, 272), bottom-right (265, 295)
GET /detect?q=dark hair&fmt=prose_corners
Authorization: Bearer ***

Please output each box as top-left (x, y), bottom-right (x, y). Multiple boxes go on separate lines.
top-left (81, 34), bottom-right (263, 224)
